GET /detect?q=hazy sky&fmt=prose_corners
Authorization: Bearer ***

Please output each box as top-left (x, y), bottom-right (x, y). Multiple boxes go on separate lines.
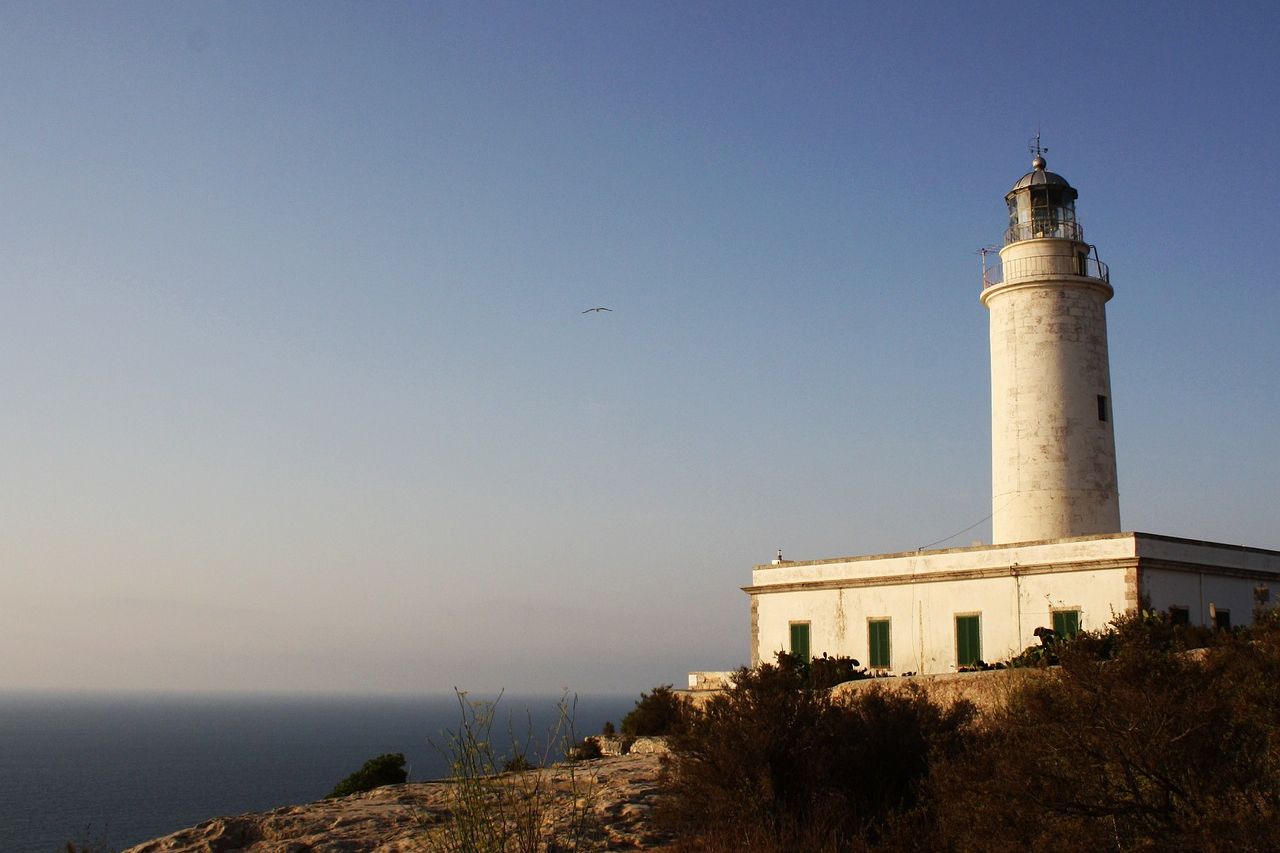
top-left (3, 1), bottom-right (1278, 695)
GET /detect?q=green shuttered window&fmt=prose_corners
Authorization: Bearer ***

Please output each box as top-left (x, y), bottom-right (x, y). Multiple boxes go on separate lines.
top-left (789, 622), bottom-right (810, 663)
top-left (1052, 609), bottom-right (1081, 638)
top-left (955, 615), bottom-right (981, 667)
top-left (868, 619), bottom-right (891, 669)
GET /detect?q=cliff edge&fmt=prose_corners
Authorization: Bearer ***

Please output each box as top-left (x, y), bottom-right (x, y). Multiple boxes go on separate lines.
top-left (123, 752), bottom-right (671, 853)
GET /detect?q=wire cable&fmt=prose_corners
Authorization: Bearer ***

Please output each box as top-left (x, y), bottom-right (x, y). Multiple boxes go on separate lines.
top-left (916, 496), bottom-right (1015, 551)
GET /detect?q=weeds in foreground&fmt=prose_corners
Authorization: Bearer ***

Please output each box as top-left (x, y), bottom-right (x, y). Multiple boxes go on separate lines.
top-left (433, 690), bottom-right (600, 853)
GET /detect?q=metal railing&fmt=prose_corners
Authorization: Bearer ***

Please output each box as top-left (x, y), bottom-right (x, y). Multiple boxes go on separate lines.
top-left (981, 253), bottom-right (1110, 289)
top-left (1004, 220), bottom-right (1084, 245)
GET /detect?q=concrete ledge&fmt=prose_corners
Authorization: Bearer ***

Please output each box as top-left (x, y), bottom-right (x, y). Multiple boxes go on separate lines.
top-left (831, 668), bottom-right (1051, 715)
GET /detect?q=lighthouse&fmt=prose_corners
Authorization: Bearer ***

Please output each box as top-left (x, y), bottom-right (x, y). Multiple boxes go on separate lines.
top-left (734, 147), bottom-right (1280, 680)
top-left (982, 148), bottom-right (1120, 544)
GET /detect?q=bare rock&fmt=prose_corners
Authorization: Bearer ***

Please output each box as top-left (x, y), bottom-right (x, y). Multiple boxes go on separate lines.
top-left (123, 753), bottom-right (674, 852)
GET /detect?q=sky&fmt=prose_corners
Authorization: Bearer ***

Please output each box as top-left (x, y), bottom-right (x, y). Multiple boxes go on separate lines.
top-left (2, 1), bottom-right (1278, 696)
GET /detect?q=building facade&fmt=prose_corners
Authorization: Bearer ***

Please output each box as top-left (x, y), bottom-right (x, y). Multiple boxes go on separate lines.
top-left (748, 533), bottom-right (1280, 671)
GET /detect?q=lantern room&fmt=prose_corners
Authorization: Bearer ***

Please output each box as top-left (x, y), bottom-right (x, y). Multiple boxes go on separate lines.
top-left (1004, 154), bottom-right (1081, 244)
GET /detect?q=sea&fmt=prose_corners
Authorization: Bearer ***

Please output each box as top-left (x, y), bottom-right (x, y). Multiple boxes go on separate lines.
top-left (0, 691), bottom-right (636, 853)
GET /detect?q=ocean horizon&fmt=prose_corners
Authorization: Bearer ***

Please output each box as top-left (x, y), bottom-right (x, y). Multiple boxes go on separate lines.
top-left (0, 689), bottom-right (636, 852)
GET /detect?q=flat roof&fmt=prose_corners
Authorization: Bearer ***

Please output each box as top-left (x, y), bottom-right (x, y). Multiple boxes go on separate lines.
top-left (754, 531), bottom-right (1280, 571)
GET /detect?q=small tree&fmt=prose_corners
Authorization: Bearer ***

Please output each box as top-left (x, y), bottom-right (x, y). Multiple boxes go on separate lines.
top-left (621, 685), bottom-right (687, 736)
top-left (327, 752), bottom-right (407, 798)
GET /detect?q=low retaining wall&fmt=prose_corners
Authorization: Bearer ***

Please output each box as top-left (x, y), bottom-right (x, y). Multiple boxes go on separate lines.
top-left (831, 668), bottom-right (1050, 714)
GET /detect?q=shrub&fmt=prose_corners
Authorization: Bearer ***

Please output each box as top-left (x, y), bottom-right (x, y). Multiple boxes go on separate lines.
top-left (658, 660), bottom-right (974, 849)
top-left (658, 608), bottom-right (1280, 851)
top-left (570, 736), bottom-right (603, 761)
top-left (501, 754), bottom-right (536, 773)
top-left (601, 720), bottom-right (616, 736)
top-left (621, 685), bottom-right (687, 736)
top-left (327, 752), bottom-right (407, 798)
top-left (925, 607), bottom-right (1280, 851)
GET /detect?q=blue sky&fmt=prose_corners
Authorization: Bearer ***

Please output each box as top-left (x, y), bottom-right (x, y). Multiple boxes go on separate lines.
top-left (2, 1), bottom-right (1277, 694)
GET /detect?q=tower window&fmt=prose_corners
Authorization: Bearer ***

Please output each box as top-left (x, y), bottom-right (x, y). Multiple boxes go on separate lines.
top-left (1097, 395), bottom-right (1109, 422)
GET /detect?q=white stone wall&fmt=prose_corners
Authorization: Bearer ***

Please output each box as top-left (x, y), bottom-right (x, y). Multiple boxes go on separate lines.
top-left (753, 564), bottom-right (1129, 674)
top-left (983, 239), bottom-right (1119, 544)
top-left (1141, 569), bottom-right (1262, 626)
top-left (1137, 535), bottom-right (1280, 626)
top-left (749, 535), bottom-right (1140, 674)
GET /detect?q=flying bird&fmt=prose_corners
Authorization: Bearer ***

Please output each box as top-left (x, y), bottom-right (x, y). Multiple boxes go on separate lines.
top-left (581, 307), bottom-right (613, 313)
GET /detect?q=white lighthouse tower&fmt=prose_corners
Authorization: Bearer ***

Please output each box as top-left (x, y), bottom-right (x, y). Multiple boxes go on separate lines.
top-left (982, 147), bottom-right (1120, 544)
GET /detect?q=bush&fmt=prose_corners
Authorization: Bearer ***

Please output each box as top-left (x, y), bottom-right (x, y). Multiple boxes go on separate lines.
top-left (621, 685), bottom-right (687, 736)
top-left (327, 752), bottom-right (407, 798)
top-left (924, 607), bottom-right (1280, 851)
top-left (570, 736), bottom-right (603, 761)
top-left (657, 608), bottom-right (1280, 851)
top-left (658, 660), bottom-right (974, 849)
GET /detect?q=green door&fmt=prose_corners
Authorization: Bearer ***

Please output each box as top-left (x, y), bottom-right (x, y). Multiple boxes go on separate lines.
top-left (955, 615), bottom-right (981, 667)
top-left (868, 619), bottom-right (891, 669)
top-left (789, 622), bottom-right (810, 664)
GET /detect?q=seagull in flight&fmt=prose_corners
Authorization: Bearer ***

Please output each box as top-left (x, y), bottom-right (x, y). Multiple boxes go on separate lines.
top-left (581, 307), bottom-right (613, 313)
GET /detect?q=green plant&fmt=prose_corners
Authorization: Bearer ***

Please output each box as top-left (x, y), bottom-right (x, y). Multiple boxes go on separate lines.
top-left (774, 650), bottom-right (869, 689)
top-left (326, 752), bottom-right (407, 798)
top-left (621, 684), bottom-right (687, 736)
top-left (807, 652), bottom-right (868, 689)
top-left (601, 719), bottom-right (616, 735)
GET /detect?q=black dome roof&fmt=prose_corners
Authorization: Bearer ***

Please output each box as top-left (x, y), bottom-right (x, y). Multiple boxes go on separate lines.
top-left (1006, 156), bottom-right (1078, 200)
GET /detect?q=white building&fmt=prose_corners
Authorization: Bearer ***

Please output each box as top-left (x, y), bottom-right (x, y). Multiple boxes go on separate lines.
top-left (745, 152), bottom-right (1280, 673)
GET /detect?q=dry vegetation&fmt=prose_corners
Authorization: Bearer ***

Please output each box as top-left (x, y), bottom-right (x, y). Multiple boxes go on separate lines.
top-left (654, 607), bottom-right (1280, 852)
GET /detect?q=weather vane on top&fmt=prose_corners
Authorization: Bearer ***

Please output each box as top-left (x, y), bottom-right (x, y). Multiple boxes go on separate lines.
top-left (1029, 131), bottom-right (1048, 168)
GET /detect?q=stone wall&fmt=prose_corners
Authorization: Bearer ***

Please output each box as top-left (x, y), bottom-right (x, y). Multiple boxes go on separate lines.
top-left (596, 735), bottom-right (670, 756)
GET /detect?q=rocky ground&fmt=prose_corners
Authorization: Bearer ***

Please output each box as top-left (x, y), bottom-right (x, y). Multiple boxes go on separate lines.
top-left (123, 670), bottom-right (1023, 852)
top-left (123, 753), bottom-right (674, 852)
